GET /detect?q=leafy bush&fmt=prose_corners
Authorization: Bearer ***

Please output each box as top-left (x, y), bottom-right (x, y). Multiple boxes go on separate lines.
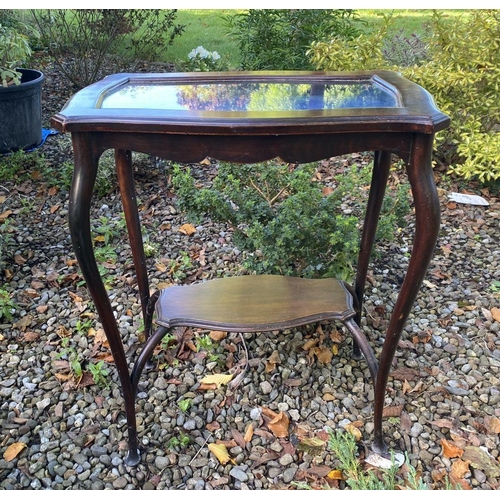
top-left (31, 9), bottom-right (184, 88)
top-left (308, 10), bottom-right (500, 183)
top-left (172, 160), bottom-right (409, 280)
top-left (224, 9), bottom-right (364, 71)
top-left (0, 10), bottom-right (39, 86)
top-left (382, 29), bottom-right (429, 67)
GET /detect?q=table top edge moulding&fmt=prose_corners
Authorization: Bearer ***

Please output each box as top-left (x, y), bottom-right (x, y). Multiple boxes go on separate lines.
top-left (51, 70), bottom-right (450, 467)
top-left (50, 70), bottom-right (450, 135)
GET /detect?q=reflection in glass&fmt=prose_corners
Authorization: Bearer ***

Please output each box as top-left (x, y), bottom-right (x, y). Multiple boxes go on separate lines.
top-left (101, 80), bottom-right (399, 111)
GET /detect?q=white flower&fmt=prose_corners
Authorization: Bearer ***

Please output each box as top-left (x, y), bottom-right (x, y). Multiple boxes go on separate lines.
top-left (188, 46), bottom-right (220, 61)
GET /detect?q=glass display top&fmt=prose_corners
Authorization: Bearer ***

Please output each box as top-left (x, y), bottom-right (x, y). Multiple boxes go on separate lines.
top-left (100, 80), bottom-right (400, 112)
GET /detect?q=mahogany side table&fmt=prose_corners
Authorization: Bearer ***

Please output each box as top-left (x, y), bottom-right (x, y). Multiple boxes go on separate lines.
top-left (51, 70), bottom-right (450, 466)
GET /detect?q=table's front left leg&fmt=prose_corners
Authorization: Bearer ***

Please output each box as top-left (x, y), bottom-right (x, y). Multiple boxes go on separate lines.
top-left (69, 134), bottom-right (141, 466)
top-left (372, 133), bottom-right (440, 455)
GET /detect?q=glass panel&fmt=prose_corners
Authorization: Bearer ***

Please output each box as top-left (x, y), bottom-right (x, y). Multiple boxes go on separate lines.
top-left (101, 81), bottom-right (399, 111)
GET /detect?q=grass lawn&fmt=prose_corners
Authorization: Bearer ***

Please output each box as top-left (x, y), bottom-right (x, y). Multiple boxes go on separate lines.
top-left (168, 9), bottom-right (473, 69)
top-left (167, 9), bottom-right (243, 69)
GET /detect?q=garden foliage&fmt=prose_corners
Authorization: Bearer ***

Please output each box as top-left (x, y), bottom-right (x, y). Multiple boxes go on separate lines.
top-left (224, 9), bottom-right (364, 71)
top-left (172, 160), bottom-right (409, 280)
top-left (31, 9), bottom-right (184, 88)
top-left (308, 10), bottom-right (500, 182)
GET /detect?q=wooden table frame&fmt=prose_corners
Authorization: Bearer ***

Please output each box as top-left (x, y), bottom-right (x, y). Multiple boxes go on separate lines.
top-left (51, 70), bottom-right (449, 466)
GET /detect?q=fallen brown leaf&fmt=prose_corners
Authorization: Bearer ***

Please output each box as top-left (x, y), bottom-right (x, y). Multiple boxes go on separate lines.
top-left (14, 254), bottom-right (27, 265)
top-left (484, 416), bottom-right (500, 434)
top-left (231, 428), bottom-right (246, 449)
top-left (265, 350), bottom-right (281, 373)
top-left (491, 307), bottom-right (500, 323)
top-left (244, 424), bottom-right (254, 443)
top-left (314, 346), bottom-right (333, 364)
top-left (179, 223), bottom-right (196, 236)
top-left (297, 436), bottom-right (326, 456)
top-left (0, 210), bottom-right (13, 222)
top-left (209, 330), bottom-right (227, 341)
top-left (22, 331), bottom-right (39, 342)
top-left (344, 423), bottom-right (362, 441)
top-left (251, 451), bottom-right (280, 467)
top-left (198, 383), bottom-right (217, 391)
top-left (267, 411), bottom-right (289, 438)
top-left (305, 465), bottom-right (331, 477)
top-left (430, 418), bottom-right (454, 429)
top-left (450, 458), bottom-right (471, 480)
top-left (441, 438), bottom-right (464, 459)
top-left (13, 315), bottom-right (33, 331)
top-left (3, 442), bottom-right (27, 461)
top-left (382, 405), bottom-right (403, 418)
top-left (402, 379), bottom-right (412, 394)
top-left (462, 446), bottom-right (500, 478)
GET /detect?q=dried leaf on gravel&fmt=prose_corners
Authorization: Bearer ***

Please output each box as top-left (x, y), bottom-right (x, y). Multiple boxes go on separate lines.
top-left (13, 315), bottom-right (33, 331)
top-left (314, 346), bottom-right (333, 364)
top-left (462, 446), bottom-right (500, 478)
top-left (382, 405), bottom-right (403, 418)
top-left (441, 438), bottom-right (464, 459)
top-left (344, 423), bottom-right (362, 441)
top-left (0, 210), bottom-right (13, 222)
top-left (208, 443), bottom-right (233, 465)
top-left (305, 465), bottom-right (332, 477)
top-left (450, 458), bottom-right (471, 480)
top-left (484, 416), bottom-right (500, 434)
top-left (3, 442), bottom-right (27, 461)
top-left (251, 451), bottom-right (280, 467)
top-left (22, 331), bottom-right (40, 342)
top-left (179, 223), bottom-right (196, 236)
top-left (430, 418), bottom-right (455, 429)
top-left (267, 411), bottom-right (290, 438)
top-left (209, 330), bottom-right (227, 341)
top-left (253, 428), bottom-right (274, 442)
top-left (491, 307), bottom-right (500, 323)
top-left (231, 428), bottom-right (246, 449)
top-left (200, 373), bottom-right (233, 388)
top-left (327, 469), bottom-right (344, 480)
top-left (244, 424), bottom-right (254, 443)
top-left (265, 350), bottom-right (281, 373)
top-left (297, 437), bottom-right (326, 456)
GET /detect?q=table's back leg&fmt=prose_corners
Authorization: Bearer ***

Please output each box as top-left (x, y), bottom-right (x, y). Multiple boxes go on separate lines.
top-left (353, 150), bottom-right (392, 358)
top-left (115, 149), bottom-right (151, 340)
top-left (372, 134), bottom-right (440, 455)
top-left (69, 135), bottom-right (140, 466)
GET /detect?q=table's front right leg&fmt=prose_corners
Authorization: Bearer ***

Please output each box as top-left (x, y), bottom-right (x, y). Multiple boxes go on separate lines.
top-left (69, 133), bottom-right (141, 466)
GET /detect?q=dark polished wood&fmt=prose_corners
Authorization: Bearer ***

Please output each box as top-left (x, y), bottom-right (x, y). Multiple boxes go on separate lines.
top-left (51, 70), bottom-right (450, 466)
top-left (155, 276), bottom-right (355, 331)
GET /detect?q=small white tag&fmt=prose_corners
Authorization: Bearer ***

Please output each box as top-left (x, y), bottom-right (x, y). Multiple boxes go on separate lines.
top-left (365, 451), bottom-right (405, 469)
top-left (448, 192), bottom-right (489, 206)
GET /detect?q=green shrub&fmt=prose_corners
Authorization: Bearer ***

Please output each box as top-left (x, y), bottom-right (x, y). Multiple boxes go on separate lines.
top-left (224, 9), bottom-right (364, 71)
top-left (308, 10), bottom-right (500, 183)
top-left (172, 160), bottom-right (409, 280)
top-left (0, 286), bottom-right (15, 322)
top-left (31, 9), bottom-right (184, 88)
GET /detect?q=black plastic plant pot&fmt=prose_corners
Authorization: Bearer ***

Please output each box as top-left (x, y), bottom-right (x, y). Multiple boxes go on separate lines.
top-left (0, 68), bottom-right (45, 155)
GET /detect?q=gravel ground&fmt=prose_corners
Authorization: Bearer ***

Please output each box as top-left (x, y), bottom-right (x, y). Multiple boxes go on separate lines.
top-left (1, 58), bottom-right (500, 491)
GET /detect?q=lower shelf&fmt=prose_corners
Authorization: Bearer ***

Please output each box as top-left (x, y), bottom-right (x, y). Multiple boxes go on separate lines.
top-left (154, 274), bottom-right (356, 332)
